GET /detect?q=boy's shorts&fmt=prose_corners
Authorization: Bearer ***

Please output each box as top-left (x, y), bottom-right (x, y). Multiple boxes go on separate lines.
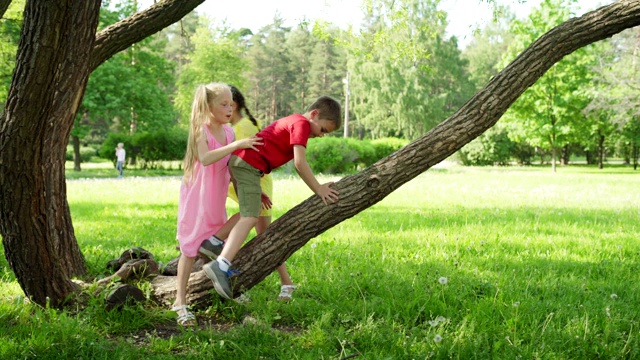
top-left (228, 173), bottom-right (272, 217)
top-left (229, 155), bottom-right (263, 218)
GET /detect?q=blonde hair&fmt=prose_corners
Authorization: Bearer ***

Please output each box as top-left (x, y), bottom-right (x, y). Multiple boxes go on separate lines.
top-left (183, 83), bottom-right (231, 184)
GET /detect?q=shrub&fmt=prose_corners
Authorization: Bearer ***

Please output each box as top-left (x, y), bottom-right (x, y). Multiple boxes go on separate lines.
top-left (99, 133), bottom-right (132, 161)
top-left (459, 129), bottom-right (514, 166)
top-left (345, 138), bottom-right (377, 168)
top-left (371, 137), bottom-right (409, 162)
top-left (133, 128), bottom-right (187, 168)
top-left (307, 137), bottom-right (357, 174)
top-left (306, 137), bottom-right (408, 174)
top-left (98, 128), bottom-right (187, 168)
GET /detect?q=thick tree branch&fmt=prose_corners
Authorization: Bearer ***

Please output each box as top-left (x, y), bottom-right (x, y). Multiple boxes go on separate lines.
top-left (90, 0), bottom-right (205, 71)
top-left (0, 0), bottom-right (11, 19)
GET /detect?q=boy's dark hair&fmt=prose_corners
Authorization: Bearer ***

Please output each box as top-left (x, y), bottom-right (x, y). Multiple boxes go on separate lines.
top-left (307, 96), bottom-right (342, 129)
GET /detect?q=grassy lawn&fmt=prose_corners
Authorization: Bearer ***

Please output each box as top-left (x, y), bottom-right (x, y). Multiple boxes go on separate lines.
top-left (1, 164), bottom-right (639, 359)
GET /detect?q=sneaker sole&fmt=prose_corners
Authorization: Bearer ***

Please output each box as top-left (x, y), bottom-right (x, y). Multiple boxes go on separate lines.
top-left (198, 248), bottom-right (219, 260)
top-left (203, 264), bottom-right (232, 300)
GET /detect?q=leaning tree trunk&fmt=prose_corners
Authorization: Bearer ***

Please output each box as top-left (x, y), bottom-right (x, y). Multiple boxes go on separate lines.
top-left (0, 0), bottom-right (206, 308)
top-left (152, 0), bottom-right (640, 307)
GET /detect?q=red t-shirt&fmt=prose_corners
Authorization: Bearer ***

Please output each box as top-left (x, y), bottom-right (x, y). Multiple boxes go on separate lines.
top-left (233, 114), bottom-right (310, 174)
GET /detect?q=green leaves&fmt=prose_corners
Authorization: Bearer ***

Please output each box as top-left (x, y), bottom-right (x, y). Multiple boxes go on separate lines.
top-left (347, 0), bottom-right (474, 140)
top-left (499, 0), bottom-right (590, 167)
top-left (174, 20), bottom-right (248, 123)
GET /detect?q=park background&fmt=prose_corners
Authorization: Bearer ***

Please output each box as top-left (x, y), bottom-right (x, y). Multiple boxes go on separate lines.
top-left (1, 0), bottom-right (640, 358)
top-left (2, 0), bottom-right (637, 172)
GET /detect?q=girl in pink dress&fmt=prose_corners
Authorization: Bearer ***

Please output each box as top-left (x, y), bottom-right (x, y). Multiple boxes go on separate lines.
top-left (172, 83), bottom-right (262, 326)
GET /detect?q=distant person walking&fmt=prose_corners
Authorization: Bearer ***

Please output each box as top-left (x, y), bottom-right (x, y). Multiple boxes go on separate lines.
top-left (115, 143), bottom-right (126, 178)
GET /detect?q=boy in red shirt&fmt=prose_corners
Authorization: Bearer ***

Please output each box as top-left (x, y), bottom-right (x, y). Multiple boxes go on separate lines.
top-left (203, 95), bottom-right (342, 299)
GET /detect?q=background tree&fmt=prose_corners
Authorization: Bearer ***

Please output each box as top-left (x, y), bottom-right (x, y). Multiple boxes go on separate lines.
top-left (246, 16), bottom-right (292, 123)
top-left (586, 28), bottom-right (640, 168)
top-left (579, 39), bottom-right (617, 168)
top-left (499, 0), bottom-right (593, 172)
top-left (463, 5), bottom-right (516, 91)
top-left (284, 24), bottom-right (315, 112)
top-left (173, 20), bottom-right (247, 123)
top-left (348, 0), bottom-right (474, 140)
top-left (307, 24), bottom-right (346, 109)
top-left (72, 11), bottom-right (176, 170)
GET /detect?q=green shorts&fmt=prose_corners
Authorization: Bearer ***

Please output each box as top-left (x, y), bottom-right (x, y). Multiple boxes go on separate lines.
top-left (229, 155), bottom-right (263, 218)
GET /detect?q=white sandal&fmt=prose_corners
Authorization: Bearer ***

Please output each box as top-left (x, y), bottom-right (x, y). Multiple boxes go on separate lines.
top-left (172, 305), bottom-right (196, 326)
top-left (278, 285), bottom-right (296, 301)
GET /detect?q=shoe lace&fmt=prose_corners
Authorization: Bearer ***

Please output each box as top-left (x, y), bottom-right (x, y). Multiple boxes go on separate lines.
top-left (226, 269), bottom-right (240, 278)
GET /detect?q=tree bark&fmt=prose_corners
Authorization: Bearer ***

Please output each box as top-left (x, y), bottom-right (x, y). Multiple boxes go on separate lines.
top-left (0, 0), bottom-right (99, 307)
top-left (151, 0), bottom-right (640, 306)
top-left (0, 0), bottom-right (205, 308)
top-left (560, 144), bottom-right (569, 165)
top-left (0, 0), bottom-right (11, 19)
top-left (72, 134), bottom-right (81, 172)
top-left (598, 133), bottom-right (605, 169)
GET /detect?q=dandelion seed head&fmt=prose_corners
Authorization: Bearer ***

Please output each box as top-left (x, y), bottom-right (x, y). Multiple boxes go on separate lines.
top-left (428, 320), bottom-right (439, 327)
top-left (310, 243), bottom-right (317, 249)
top-left (433, 334), bottom-right (443, 343)
top-left (438, 277), bottom-right (448, 285)
top-left (436, 316), bottom-right (447, 323)
top-left (610, 293), bottom-right (618, 299)
top-left (513, 302), bottom-right (520, 307)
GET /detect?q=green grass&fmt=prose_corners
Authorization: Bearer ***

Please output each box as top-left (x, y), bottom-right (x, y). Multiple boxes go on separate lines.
top-left (1, 164), bottom-right (639, 358)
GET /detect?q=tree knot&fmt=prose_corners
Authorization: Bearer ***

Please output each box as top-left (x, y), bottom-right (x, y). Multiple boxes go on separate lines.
top-left (366, 175), bottom-right (380, 188)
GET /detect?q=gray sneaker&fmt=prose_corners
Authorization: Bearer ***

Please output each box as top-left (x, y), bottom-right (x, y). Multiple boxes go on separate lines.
top-left (199, 238), bottom-right (224, 260)
top-left (203, 261), bottom-right (233, 299)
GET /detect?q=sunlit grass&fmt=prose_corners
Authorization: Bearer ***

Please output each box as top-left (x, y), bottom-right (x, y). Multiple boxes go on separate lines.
top-left (1, 164), bottom-right (639, 358)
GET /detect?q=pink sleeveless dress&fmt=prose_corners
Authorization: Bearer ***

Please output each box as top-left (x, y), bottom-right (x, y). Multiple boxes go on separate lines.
top-left (176, 124), bottom-right (234, 257)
